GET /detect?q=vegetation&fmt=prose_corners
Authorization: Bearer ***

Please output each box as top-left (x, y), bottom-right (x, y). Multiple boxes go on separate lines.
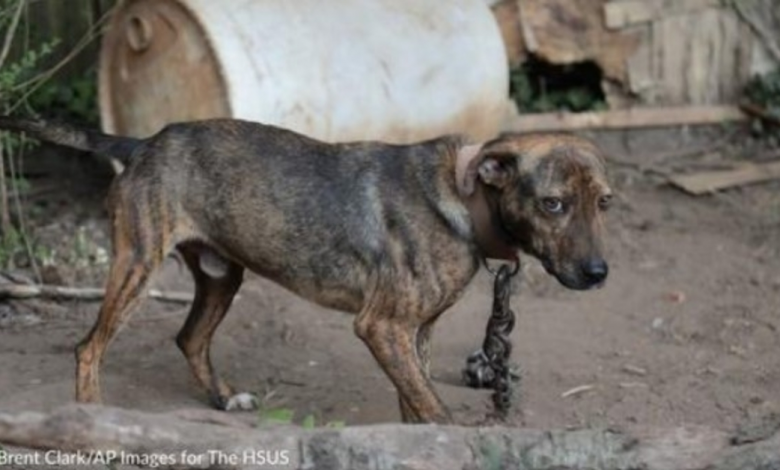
top-left (0, 0), bottom-right (55, 277)
top-left (259, 407), bottom-right (345, 429)
top-left (27, 70), bottom-right (99, 125)
top-left (509, 57), bottom-right (608, 114)
top-left (742, 65), bottom-right (780, 145)
top-left (0, 0), bottom-right (102, 278)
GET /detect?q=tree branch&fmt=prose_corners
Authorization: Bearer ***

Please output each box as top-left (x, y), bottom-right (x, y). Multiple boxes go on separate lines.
top-left (0, 283), bottom-right (193, 303)
top-left (0, 0), bottom-right (25, 71)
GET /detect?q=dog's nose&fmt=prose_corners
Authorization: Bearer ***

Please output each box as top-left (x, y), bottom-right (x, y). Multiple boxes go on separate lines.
top-left (581, 258), bottom-right (608, 284)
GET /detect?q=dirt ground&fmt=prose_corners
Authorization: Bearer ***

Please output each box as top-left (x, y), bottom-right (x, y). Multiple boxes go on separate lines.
top-left (1, 126), bottom-right (779, 435)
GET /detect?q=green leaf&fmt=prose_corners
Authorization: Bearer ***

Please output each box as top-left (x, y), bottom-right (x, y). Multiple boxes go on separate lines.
top-left (301, 414), bottom-right (316, 429)
top-left (325, 420), bottom-right (346, 429)
top-left (11, 176), bottom-right (30, 192)
top-left (259, 408), bottom-right (295, 425)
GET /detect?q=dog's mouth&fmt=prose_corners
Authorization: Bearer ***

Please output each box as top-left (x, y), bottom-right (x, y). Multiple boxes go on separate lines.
top-left (539, 257), bottom-right (607, 291)
top-left (558, 275), bottom-right (606, 291)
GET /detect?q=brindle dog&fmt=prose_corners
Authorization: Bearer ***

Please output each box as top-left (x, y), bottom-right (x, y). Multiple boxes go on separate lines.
top-left (0, 116), bottom-right (612, 423)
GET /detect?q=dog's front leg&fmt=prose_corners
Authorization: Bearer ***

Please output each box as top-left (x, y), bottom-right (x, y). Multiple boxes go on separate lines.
top-left (399, 322), bottom-right (435, 423)
top-left (355, 298), bottom-right (450, 424)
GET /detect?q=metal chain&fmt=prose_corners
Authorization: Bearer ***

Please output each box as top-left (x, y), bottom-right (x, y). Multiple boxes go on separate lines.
top-left (462, 260), bottom-right (520, 420)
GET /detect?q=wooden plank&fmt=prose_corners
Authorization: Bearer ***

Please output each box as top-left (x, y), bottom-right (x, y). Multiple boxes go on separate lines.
top-left (502, 106), bottom-right (746, 132)
top-left (491, 0), bottom-right (526, 66)
top-left (643, 5), bottom-right (751, 105)
top-left (652, 13), bottom-right (688, 103)
top-left (685, 8), bottom-right (733, 104)
top-left (516, 0), bottom-right (539, 53)
top-left (626, 24), bottom-right (654, 100)
top-left (518, 0), bottom-right (640, 82)
top-left (669, 161), bottom-right (780, 195)
top-left (732, 0), bottom-right (780, 63)
top-left (604, 0), bottom-right (720, 29)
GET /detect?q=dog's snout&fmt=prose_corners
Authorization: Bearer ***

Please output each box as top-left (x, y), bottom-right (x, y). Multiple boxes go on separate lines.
top-left (581, 258), bottom-right (608, 285)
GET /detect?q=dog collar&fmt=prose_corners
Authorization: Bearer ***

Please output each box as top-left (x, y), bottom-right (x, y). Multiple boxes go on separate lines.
top-left (455, 142), bottom-right (518, 262)
top-left (462, 184), bottom-right (518, 263)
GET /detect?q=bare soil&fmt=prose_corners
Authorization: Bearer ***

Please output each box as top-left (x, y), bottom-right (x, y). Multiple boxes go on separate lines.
top-left (1, 127), bottom-right (779, 434)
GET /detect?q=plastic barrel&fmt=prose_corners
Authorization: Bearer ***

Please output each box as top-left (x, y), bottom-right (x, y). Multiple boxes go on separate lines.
top-left (99, 0), bottom-right (508, 143)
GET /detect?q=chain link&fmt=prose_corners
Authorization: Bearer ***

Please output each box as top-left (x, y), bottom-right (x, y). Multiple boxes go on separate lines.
top-left (462, 261), bottom-right (519, 420)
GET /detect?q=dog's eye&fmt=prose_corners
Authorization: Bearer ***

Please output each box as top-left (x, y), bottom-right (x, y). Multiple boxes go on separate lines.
top-left (598, 195), bottom-right (613, 211)
top-left (541, 197), bottom-right (564, 214)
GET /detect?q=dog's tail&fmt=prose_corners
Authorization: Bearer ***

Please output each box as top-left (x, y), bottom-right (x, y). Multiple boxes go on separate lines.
top-left (0, 116), bottom-right (142, 165)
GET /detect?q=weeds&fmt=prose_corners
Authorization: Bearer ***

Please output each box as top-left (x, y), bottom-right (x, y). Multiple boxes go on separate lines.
top-left (510, 57), bottom-right (607, 114)
top-left (259, 406), bottom-right (345, 429)
top-left (743, 65), bottom-right (780, 144)
top-left (28, 70), bottom-right (99, 125)
top-left (0, 0), bottom-right (106, 277)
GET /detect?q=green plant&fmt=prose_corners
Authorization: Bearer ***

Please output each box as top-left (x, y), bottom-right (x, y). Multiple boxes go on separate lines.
top-left (73, 226), bottom-right (90, 266)
top-left (259, 407), bottom-right (296, 425)
top-left (301, 413), bottom-right (316, 429)
top-left (27, 70), bottom-right (99, 124)
top-left (0, 0), bottom-right (60, 112)
top-left (743, 65), bottom-right (780, 144)
top-left (0, 41), bottom-right (60, 107)
top-left (326, 419), bottom-right (346, 429)
top-left (33, 243), bottom-right (55, 267)
top-left (0, 213), bottom-right (56, 270)
top-left (0, 0), bottom-right (62, 278)
top-left (0, 224), bottom-right (22, 267)
top-left (0, 0), bottom-right (106, 278)
top-left (259, 407), bottom-right (346, 429)
top-left (509, 58), bottom-right (608, 114)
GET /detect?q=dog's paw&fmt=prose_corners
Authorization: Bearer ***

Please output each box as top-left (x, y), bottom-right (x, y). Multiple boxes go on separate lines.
top-left (224, 392), bottom-right (259, 411)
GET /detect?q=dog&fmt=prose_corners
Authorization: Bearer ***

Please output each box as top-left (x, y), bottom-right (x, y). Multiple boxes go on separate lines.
top-left (0, 116), bottom-right (611, 423)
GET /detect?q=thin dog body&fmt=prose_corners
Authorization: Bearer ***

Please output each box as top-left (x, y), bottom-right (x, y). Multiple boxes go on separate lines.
top-left (0, 116), bottom-right (612, 423)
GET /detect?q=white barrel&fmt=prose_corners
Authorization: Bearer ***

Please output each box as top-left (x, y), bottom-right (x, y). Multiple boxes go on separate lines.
top-left (99, 0), bottom-right (508, 143)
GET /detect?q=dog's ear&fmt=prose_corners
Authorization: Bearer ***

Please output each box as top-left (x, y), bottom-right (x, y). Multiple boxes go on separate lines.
top-left (457, 144), bottom-right (517, 197)
top-left (476, 151), bottom-right (517, 190)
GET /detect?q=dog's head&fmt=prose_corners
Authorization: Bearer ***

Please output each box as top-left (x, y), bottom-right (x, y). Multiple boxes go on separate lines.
top-left (458, 133), bottom-right (612, 290)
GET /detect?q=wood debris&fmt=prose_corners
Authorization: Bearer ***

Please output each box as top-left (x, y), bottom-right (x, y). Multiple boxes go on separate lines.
top-left (669, 161), bottom-right (780, 195)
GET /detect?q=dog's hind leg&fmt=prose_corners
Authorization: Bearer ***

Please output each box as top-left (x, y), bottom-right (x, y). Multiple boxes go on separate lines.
top-left (175, 244), bottom-right (252, 411)
top-left (75, 188), bottom-right (171, 404)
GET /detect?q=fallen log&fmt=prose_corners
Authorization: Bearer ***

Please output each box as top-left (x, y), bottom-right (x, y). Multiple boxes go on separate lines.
top-left (0, 405), bottom-right (779, 470)
top-left (0, 283), bottom-right (193, 304)
top-left (603, 0), bottom-right (720, 29)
